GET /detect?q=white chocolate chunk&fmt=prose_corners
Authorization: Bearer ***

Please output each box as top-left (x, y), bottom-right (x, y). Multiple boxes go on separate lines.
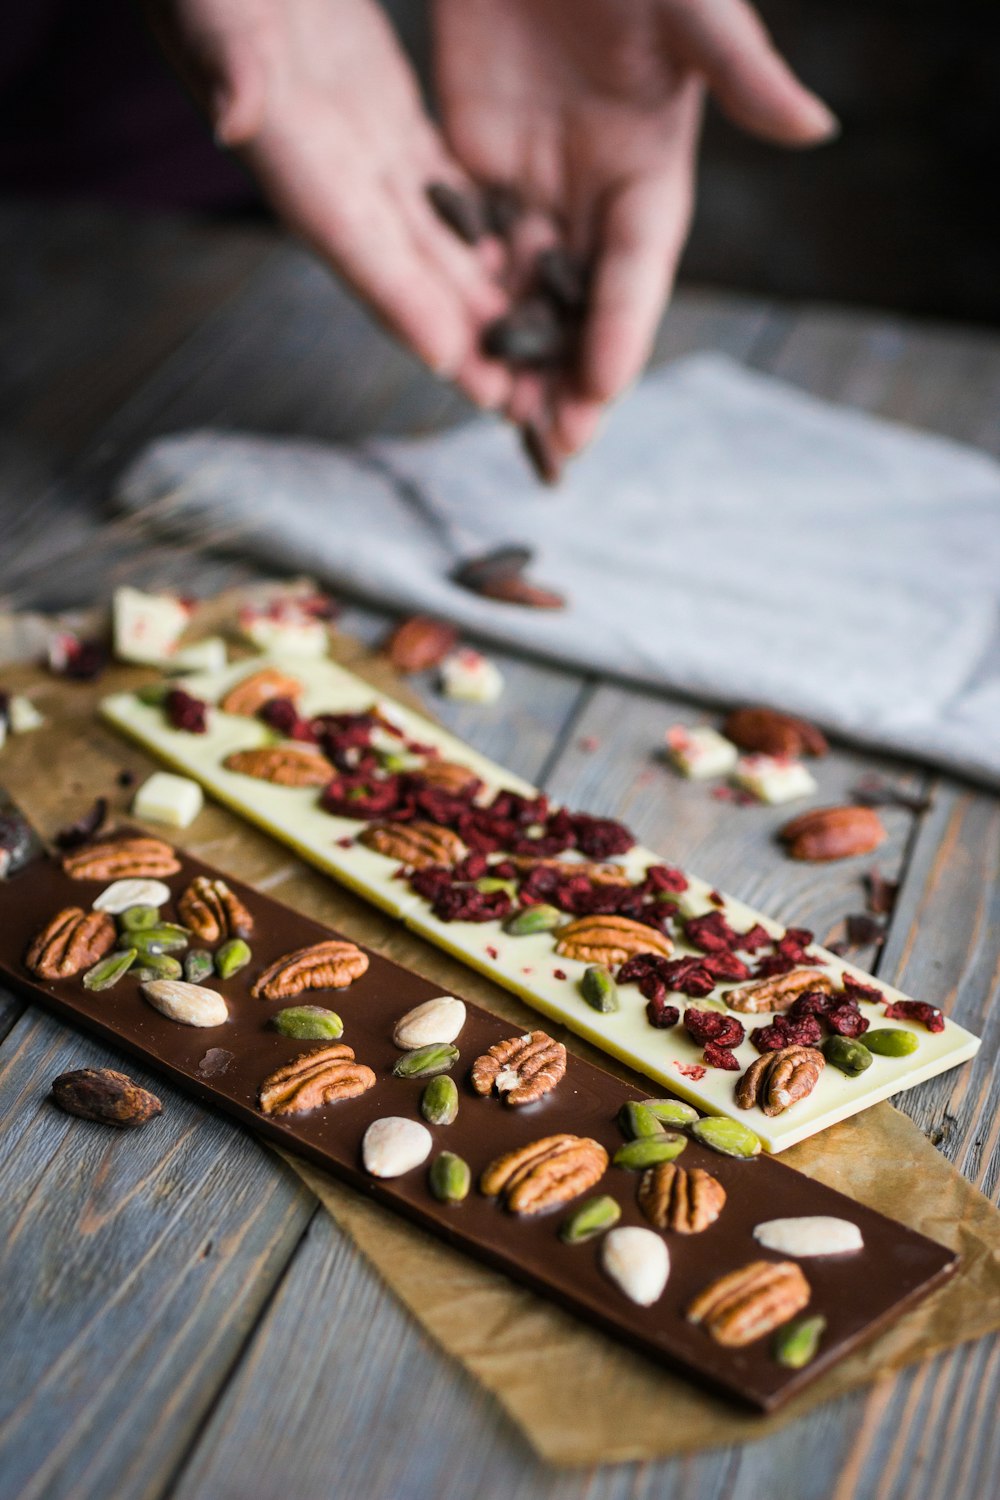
top-left (133, 770), bottom-right (204, 828)
top-left (665, 724), bottom-right (738, 780)
top-left (113, 585), bottom-right (192, 665)
top-left (170, 636), bottom-right (228, 673)
top-left (601, 1227), bottom-right (670, 1306)
top-left (142, 978), bottom-right (227, 1027)
top-left (7, 695), bottom-right (45, 734)
top-left (440, 649), bottom-right (504, 704)
top-left (240, 607), bottom-right (328, 658)
top-left (362, 1117), bottom-right (432, 1178)
top-left (753, 1216), bottom-right (863, 1257)
top-left (733, 753), bottom-right (818, 805)
top-left (93, 877), bottom-right (172, 914)
top-left (393, 996), bottom-right (466, 1049)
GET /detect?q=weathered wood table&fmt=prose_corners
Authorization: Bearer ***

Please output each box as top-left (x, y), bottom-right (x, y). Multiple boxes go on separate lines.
top-left (1, 203), bottom-right (998, 1500)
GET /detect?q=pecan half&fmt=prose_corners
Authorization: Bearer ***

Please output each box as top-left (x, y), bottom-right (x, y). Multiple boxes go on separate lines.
top-left (736, 1045), bottom-right (825, 1116)
top-left (220, 667), bottom-right (303, 717)
top-left (471, 1029), bottom-right (567, 1105)
top-left (638, 1162), bottom-right (727, 1234)
top-left (723, 707), bottom-right (828, 759)
top-left (223, 746), bottom-right (331, 787)
top-left (779, 806), bottom-right (887, 862)
top-left (555, 915), bottom-right (672, 966)
top-left (480, 1133), bottom-right (608, 1213)
top-left (251, 939), bottom-right (369, 1000)
top-left (51, 1067), bottom-right (162, 1128)
top-left (258, 1043), bottom-right (376, 1115)
top-left (178, 875), bottom-right (254, 943)
top-left (416, 760), bottom-right (483, 796)
top-left (687, 1259), bottom-right (811, 1346)
top-left (359, 819), bottom-right (467, 869)
top-left (26, 907), bottom-right (117, 979)
top-left (383, 615), bottom-right (458, 674)
top-left (726, 967), bottom-right (834, 1014)
top-left (509, 855), bottom-right (628, 886)
top-left (62, 836), bottom-right (181, 881)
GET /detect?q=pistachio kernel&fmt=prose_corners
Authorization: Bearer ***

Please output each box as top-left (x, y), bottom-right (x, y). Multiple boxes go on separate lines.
top-left (271, 1005), bottom-right (345, 1041)
top-left (645, 1098), bottom-right (700, 1127)
top-left (618, 1101), bottom-right (666, 1140)
top-left (133, 953), bottom-right (184, 982)
top-left (119, 904), bottom-right (161, 932)
top-left (822, 1035), bottom-right (873, 1077)
top-left (558, 1194), bottom-right (622, 1245)
top-left (773, 1314), bottom-right (827, 1369)
top-left (420, 1074), bottom-right (459, 1126)
top-left (865, 1028), bottom-right (919, 1057)
top-left (690, 1116), bottom-right (762, 1159)
top-left (429, 1151), bottom-right (471, 1204)
top-left (392, 1042), bottom-right (460, 1079)
top-left (580, 964), bottom-right (619, 1013)
top-left (184, 949), bottom-right (215, 985)
top-left (83, 948), bottom-right (138, 992)
top-left (613, 1134), bottom-right (687, 1171)
top-left (215, 938), bottom-right (252, 980)
top-left (504, 904), bottom-right (563, 937)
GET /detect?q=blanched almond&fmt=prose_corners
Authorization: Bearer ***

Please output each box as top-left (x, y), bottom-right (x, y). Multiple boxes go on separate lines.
top-left (393, 996), bottom-right (467, 1050)
top-left (601, 1226), bottom-right (670, 1306)
top-left (141, 978), bottom-right (228, 1028)
top-left (362, 1117), bottom-right (432, 1178)
top-left (753, 1216), bottom-right (863, 1257)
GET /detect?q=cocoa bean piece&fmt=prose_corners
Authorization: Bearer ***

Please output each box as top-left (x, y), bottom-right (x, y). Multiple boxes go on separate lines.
top-left (535, 247), bottom-right (590, 312)
top-left (51, 1067), bottom-right (162, 1128)
top-left (481, 300), bottom-right (570, 366)
top-left (426, 181), bottom-right (487, 245)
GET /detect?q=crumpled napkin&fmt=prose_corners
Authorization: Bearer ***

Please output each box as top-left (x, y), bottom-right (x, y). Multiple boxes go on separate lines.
top-left (117, 353), bottom-right (1000, 787)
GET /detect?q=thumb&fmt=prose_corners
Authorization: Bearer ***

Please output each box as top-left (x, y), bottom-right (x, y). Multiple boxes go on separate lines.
top-left (660, 0), bottom-right (839, 147)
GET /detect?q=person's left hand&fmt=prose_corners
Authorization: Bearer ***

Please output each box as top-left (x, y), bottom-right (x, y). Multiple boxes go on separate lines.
top-left (434, 0), bottom-right (836, 468)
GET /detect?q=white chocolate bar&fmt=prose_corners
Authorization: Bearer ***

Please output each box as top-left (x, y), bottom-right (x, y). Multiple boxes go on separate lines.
top-left (102, 655), bottom-right (980, 1152)
top-left (132, 770), bottom-right (204, 829)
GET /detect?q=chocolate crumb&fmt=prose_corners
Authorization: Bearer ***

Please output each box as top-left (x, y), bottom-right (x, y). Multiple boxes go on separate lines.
top-left (54, 796), bottom-right (108, 849)
top-left (866, 865), bottom-right (899, 916)
top-left (845, 913), bottom-right (886, 947)
top-left (853, 775), bottom-right (932, 814)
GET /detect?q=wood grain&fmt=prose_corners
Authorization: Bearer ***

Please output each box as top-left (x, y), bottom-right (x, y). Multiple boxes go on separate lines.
top-left (1, 212), bottom-right (998, 1500)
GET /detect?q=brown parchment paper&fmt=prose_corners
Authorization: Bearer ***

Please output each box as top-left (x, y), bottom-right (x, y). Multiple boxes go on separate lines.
top-left (3, 592), bottom-right (999, 1465)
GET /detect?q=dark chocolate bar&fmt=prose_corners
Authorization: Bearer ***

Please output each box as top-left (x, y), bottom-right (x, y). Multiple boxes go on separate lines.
top-left (0, 830), bottom-right (956, 1412)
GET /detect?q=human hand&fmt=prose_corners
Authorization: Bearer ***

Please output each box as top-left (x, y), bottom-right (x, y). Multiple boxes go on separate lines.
top-left (145, 0), bottom-right (515, 411)
top-left (434, 0), bottom-right (837, 465)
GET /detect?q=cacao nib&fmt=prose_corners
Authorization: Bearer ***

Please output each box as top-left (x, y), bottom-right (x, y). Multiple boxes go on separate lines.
top-left (882, 1000), bottom-right (945, 1033)
top-left (852, 775), bottom-right (932, 814)
top-left (165, 688), bottom-right (208, 734)
top-left (703, 1041), bottom-right (741, 1071)
top-left (846, 913), bottom-right (885, 947)
top-left (646, 997), bottom-right (680, 1029)
top-left (684, 1008), bottom-right (745, 1050)
top-left (426, 181), bottom-right (487, 245)
top-left (866, 865), bottom-right (899, 917)
top-left (54, 796), bottom-right (109, 849)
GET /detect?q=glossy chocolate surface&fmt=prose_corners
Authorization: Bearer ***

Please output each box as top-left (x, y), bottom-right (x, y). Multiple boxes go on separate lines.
top-left (0, 831), bottom-right (956, 1412)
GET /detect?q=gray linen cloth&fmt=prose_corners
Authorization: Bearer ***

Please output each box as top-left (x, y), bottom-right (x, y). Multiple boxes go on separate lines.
top-left (117, 354), bottom-right (1000, 787)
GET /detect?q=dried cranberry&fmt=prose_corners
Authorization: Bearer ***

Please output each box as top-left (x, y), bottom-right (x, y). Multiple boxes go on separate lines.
top-left (642, 864), bottom-right (688, 895)
top-left (883, 1000), bottom-right (945, 1033)
top-left (409, 865), bottom-right (455, 902)
top-left (782, 1016), bottom-right (825, 1047)
top-left (49, 633), bottom-right (108, 681)
top-left (258, 696), bottom-right (312, 739)
top-left (165, 688), bottom-right (208, 733)
top-left (684, 1008), bottom-right (745, 1049)
top-left (701, 950), bottom-right (752, 983)
top-left (703, 1042), bottom-right (741, 1071)
top-left (825, 1004), bottom-right (870, 1038)
top-left (737, 923), bottom-right (773, 953)
top-left (684, 911), bottom-right (740, 953)
top-left (787, 992), bottom-right (834, 1021)
top-left (321, 773), bottom-right (402, 819)
top-left (645, 997), bottom-right (680, 1029)
top-left (841, 975), bottom-right (884, 1007)
top-left (571, 813), bottom-right (634, 859)
top-left (431, 886), bottom-right (513, 923)
top-left (454, 851), bottom-right (489, 882)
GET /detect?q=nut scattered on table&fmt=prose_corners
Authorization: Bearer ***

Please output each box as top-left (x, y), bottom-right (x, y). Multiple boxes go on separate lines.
top-left (51, 1067), bottom-right (162, 1128)
top-left (178, 875), bottom-right (254, 943)
top-left (251, 939), bottom-right (369, 1000)
top-left (223, 746), bottom-right (332, 787)
top-left (62, 836), bottom-right (181, 881)
top-left (383, 615), bottom-right (458, 674)
top-left (736, 1045), bottom-right (825, 1116)
top-left (638, 1161), bottom-right (727, 1234)
top-left (480, 1133), bottom-right (608, 1214)
top-left (359, 820), bottom-right (467, 870)
top-left (726, 968), bottom-right (834, 1014)
top-left (554, 915), bottom-right (672, 966)
top-left (687, 1259), bottom-right (811, 1346)
top-left (471, 1029), bottom-right (567, 1106)
top-left (779, 806), bottom-right (887, 862)
top-left (259, 1044), bottom-right (375, 1116)
top-left (722, 706), bottom-right (828, 759)
top-left (26, 907), bottom-right (117, 980)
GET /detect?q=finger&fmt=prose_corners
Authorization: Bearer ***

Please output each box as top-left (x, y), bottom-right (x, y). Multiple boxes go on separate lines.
top-left (660, 0), bottom-right (838, 145)
top-left (548, 392), bottom-right (604, 457)
top-left (578, 153), bottom-right (695, 405)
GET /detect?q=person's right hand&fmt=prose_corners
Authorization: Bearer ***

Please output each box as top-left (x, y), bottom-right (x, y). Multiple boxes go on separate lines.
top-left (146, 0), bottom-right (515, 412)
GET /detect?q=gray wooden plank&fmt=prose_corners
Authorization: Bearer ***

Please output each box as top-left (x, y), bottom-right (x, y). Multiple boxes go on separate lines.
top-left (0, 1006), bottom-right (315, 1500)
